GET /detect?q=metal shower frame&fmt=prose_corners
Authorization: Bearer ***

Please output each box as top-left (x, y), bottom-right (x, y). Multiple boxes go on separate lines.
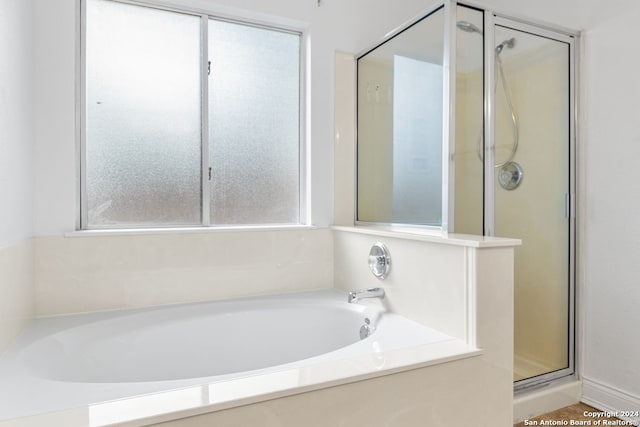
top-left (354, 0), bottom-right (579, 392)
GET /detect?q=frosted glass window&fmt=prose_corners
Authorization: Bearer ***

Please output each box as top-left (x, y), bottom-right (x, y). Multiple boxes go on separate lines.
top-left (86, 0), bottom-right (202, 227)
top-left (83, 1), bottom-right (303, 229)
top-left (209, 20), bottom-right (300, 225)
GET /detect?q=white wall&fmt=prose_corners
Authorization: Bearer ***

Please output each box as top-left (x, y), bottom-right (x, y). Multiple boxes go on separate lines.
top-left (0, 0), bottom-right (34, 246)
top-left (0, 0), bottom-right (35, 353)
top-left (475, 0), bottom-right (637, 32)
top-left (581, 4), bottom-right (640, 418)
top-left (32, 0), bottom-right (77, 236)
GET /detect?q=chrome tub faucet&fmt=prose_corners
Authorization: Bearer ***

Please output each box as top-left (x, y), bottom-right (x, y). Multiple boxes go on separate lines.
top-left (348, 287), bottom-right (385, 303)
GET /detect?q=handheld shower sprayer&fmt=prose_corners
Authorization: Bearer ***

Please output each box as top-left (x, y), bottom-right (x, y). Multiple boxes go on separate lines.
top-left (456, 21), bottom-right (520, 171)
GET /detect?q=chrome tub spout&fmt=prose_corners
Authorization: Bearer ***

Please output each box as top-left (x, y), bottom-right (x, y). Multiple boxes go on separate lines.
top-left (348, 287), bottom-right (385, 303)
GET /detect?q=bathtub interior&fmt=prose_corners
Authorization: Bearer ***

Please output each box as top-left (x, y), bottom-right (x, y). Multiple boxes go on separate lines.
top-left (22, 298), bottom-right (376, 383)
top-left (0, 289), bottom-right (465, 421)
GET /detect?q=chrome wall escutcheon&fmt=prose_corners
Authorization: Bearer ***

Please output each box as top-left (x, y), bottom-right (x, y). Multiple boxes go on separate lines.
top-left (498, 161), bottom-right (524, 190)
top-left (368, 242), bottom-right (391, 279)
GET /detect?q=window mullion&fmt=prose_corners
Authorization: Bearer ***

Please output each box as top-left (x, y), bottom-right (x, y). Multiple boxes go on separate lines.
top-left (201, 14), bottom-right (211, 226)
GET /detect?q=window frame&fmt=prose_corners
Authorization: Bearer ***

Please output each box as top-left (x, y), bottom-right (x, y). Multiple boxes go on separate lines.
top-left (78, 0), bottom-right (307, 230)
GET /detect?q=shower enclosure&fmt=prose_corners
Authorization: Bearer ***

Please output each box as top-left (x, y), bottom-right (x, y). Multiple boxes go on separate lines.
top-left (356, 2), bottom-right (576, 389)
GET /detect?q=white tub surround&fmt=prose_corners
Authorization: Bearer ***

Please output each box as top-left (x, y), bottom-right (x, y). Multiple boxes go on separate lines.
top-left (334, 227), bottom-right (520, 427)
top-left (0, 342), bottom-right (480, 427)
top-left (34, 228), bottom-right (332, 316)
top-left (333, 226), bottom-right (520, 339)
top-left (0, 228), bottom-right (519, 426)
top-left (0, 241), bottom-right (34, 356)
top-left (0, 289), bottom-right (478, 426)
top-left (133, 229), bottom-right (519, 427)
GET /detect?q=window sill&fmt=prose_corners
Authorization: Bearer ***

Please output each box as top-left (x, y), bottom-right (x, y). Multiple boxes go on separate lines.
top-left (66, 224), bottom-right (319, 238)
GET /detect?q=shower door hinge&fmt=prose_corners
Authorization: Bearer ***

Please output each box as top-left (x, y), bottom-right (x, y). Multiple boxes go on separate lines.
top-left (208, 61), bottom-right (212, 76)
top-left (208, 167), bottom-right (212, 181)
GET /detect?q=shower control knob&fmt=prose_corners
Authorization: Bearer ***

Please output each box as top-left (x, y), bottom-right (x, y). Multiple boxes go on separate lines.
top-left (368, 243), bottom-right (391, 279)
top-left (498, 161), bottom-right (524, 190)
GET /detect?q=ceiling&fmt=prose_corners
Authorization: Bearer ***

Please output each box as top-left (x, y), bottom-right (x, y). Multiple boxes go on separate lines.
top-left (475, 0), bottom-right (637, 32)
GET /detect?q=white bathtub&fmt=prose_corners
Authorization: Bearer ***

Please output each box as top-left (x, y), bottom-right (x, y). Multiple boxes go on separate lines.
top-left (0, 289), bottom-right (476, 424)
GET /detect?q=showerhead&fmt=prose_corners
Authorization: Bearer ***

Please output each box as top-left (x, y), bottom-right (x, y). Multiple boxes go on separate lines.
top-left (456, 21), bottom-right (516, 55)
top-left (456, 21), bottom-right (482, 34)
top-left (495, 37), bottom-right (516, 54)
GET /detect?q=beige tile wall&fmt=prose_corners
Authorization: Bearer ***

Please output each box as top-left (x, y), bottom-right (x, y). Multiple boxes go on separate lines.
top-left (333, 229), bottom-right (468, 341)
top-left (34, 229), bottom-right (333, 316)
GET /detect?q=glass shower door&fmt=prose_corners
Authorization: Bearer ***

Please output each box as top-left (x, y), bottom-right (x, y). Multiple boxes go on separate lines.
top-left (491, 23), bottom-right (573, 384)
top-left (356, 3), bottom-right (576, 387)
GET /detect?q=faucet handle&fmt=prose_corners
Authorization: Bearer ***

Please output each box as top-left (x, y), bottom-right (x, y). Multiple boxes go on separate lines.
top-left (369, 243), bottom-right (391, 279)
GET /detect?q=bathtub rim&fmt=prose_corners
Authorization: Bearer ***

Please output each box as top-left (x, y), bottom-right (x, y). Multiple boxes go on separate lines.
top-left (97, 339), bottom-right (481, 426)
top-left (1, 338), bottom-right (481, 427)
